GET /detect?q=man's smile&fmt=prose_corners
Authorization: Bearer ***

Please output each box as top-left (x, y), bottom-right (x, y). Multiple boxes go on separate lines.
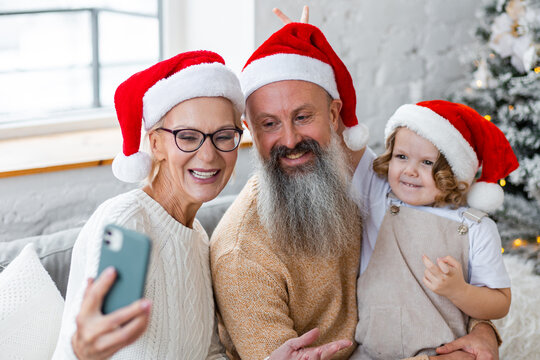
top-left (285, 150), bottom-right (308, 160)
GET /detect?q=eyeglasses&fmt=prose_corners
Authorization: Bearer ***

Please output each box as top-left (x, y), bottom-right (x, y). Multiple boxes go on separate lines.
top-left (157, 127), bottom-right (243, 153)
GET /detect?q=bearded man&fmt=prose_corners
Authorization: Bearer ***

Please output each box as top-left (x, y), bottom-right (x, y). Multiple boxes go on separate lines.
top-left (210, 21), bottom-right (500, 360)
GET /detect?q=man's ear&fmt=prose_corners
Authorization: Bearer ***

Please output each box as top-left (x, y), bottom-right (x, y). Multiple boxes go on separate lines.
top-left (149, 130), bottom-right (166, 161)
top-left (329, 99), bottom-right (342, 131)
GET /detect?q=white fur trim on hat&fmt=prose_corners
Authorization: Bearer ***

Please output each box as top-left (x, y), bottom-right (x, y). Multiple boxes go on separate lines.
top-left (112, 151), bottom-right (152, 183)
top-left (240, 53), bottom-right (339, 100)
top-left (467, 181), bottom-right (504, 212)
top-left (142, 62), bottom-right (244, 129)
top-left (343, 123), bottom-right (369, 151)
top-left (385, 104), bottom-right (478, 182)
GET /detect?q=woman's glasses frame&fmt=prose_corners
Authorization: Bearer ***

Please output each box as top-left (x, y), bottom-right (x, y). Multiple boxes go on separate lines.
top-left (157, 127), bottom-right (243, 153)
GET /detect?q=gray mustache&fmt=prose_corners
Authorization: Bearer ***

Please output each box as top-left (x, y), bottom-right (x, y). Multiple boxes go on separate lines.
top-left (270, 139), bottom-right (322, 163)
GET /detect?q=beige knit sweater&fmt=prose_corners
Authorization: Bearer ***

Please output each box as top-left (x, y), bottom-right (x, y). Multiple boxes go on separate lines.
top-left (210, 176), bottom-right (362, 360)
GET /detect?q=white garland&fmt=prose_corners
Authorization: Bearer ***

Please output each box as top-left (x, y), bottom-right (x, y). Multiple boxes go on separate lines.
top-left (488, 0), bottom-right (539, 73)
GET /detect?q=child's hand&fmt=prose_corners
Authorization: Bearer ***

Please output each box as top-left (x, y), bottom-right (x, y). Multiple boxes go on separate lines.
top-left (422, 255), bottom-right (466, 299)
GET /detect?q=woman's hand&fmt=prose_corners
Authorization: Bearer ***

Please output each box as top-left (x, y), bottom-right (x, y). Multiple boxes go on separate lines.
top-left (273, 5), bottom-right (309, 25)
top-left (269, 328), bottom-right (352, 360)
top-left (71, 267), bottom-right (152, 360)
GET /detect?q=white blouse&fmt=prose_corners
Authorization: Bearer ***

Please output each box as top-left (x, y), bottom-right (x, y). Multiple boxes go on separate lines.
top-left (351, 147), bottom-right (510, 288)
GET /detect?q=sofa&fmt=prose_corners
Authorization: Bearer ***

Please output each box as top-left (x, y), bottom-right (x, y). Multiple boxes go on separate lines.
top-left (0, 194), bottom-right (236, 298)
top-left (2, 192), bottom-right (540, 358)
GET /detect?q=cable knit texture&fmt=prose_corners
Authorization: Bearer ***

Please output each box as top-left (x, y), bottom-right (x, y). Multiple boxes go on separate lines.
top-left (52, 189), bottom-right (226, 360)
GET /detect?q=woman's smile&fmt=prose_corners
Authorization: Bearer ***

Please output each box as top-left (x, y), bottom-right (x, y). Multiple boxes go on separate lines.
top-left (189, 168), bottom-right (221, 181)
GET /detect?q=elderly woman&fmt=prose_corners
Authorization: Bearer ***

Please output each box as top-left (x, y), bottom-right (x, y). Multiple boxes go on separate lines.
top-left (52, 51), bottom-right (349, 360)
top-left (51, 51), bottom-right (243, 359)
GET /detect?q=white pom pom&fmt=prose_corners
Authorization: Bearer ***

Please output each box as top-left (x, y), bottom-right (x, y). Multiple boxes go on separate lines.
top-left (467, 181), bottom-right (504, 213)
top-left (343, 123), bottom-right (369, 151)
top-left (112, 151), bottom-right (152, 183)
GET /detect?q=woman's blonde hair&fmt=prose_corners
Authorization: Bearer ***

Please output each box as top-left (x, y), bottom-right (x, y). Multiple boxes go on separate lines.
top-left (142, 97), bottom-right (243, 185)
top-left (373, 127), bottom-right (470, 209)
top-left (142, 118), bottom-right (165, 185)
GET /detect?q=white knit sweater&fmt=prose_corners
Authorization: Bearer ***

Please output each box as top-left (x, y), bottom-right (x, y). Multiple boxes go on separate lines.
top-left (52, 189), bottom-right (227, 360)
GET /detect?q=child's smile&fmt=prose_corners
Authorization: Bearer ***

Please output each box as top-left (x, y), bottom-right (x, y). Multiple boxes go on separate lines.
top-left (388, 127), bottom-right (442, 206)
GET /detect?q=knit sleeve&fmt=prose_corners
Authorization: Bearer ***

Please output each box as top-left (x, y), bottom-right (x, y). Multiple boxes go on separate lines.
top-left (51, 193), bottom-right (143, 359)
top-left (51, 207), bottom-right (106, 360)
top-left (212, 250), bottom-right (296, 360)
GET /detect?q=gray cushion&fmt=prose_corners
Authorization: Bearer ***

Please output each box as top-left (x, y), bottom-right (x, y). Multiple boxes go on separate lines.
top-left (0, 194), bottom-right (236, 299)
top-left (196, 195), bottom-right (236, 238)
top-left (0, 227), bottom-right (80, 298)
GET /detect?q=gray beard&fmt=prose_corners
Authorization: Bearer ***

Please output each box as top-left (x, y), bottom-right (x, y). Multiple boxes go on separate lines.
top-left (255, 131), bottom-right (361, 257)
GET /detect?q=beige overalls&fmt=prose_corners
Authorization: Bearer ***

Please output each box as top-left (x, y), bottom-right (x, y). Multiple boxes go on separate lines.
top-left (354, 200), bottom-right (485, 359)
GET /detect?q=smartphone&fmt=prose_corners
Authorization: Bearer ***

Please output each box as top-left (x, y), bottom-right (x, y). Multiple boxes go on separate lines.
top-left (97, 224), bottom-right (151, 314)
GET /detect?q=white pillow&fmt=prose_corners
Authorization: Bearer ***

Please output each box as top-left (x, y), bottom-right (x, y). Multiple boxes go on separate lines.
top-left (0, 243), bottom-right (64, 359)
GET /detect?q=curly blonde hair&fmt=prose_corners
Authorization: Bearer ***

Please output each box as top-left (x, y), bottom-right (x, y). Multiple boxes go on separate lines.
top-left (373, 128), bottom-right (469, 209)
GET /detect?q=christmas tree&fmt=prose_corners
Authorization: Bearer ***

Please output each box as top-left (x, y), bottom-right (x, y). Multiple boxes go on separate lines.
top-left (450, 0), bottom-right (540, 265)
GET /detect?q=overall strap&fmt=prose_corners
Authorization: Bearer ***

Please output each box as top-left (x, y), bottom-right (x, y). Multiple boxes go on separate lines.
top-left (462, 208), bottom-right (487, 223)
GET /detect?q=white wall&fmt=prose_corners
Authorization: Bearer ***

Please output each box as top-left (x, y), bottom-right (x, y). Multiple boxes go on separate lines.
top-left (0, 0), bottom-right (483, 240)
top-left (255, 0), bottom-right (482, 149)
top-left (0, 148), bottom-right (255, 242)
top-left (0, 166), bottom-right (135, 241)
top-left (184, 0), bottom-right (255, 74)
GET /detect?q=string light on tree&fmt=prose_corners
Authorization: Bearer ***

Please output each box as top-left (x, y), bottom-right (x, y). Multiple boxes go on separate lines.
top-left (451, 0), bottom-right (540, 261)
top-left (451, 0), bottom-right (540, 202)
top-left (513, 238), bottom-right (526, 248)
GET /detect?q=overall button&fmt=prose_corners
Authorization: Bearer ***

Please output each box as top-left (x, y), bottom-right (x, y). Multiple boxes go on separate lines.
top-left (390, 205), bottom-right (400, 215)
top-left (458, 224), bottom-right (469, 235)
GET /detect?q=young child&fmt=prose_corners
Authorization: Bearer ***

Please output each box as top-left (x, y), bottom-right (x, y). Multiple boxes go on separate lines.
top-left (350, 100), bottom-right (518, 360)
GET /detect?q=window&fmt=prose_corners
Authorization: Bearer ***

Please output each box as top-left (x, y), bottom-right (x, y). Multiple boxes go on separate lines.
top-left (0, 0), bottom-right (162, 133)
top-left (0, 0), bottom-right (255, 169)
top-left (0, 0), bottom-right (255, 176)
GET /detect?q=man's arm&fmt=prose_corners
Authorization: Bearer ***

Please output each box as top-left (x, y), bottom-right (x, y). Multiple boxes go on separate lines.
top-left (400, 321), bottom-right (499, 360)
top-left (212, 251), bottom-right (297, 360)
top-left (435, 322), bottom-right (500, 360)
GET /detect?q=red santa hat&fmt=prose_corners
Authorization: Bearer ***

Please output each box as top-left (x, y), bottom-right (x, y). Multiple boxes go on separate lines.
top-left (385, 100), bottom-right (519, 212)
top-left (112, 50), bottom-right (244, 183)
top-left (240, 23), bottom-right (368, 150)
